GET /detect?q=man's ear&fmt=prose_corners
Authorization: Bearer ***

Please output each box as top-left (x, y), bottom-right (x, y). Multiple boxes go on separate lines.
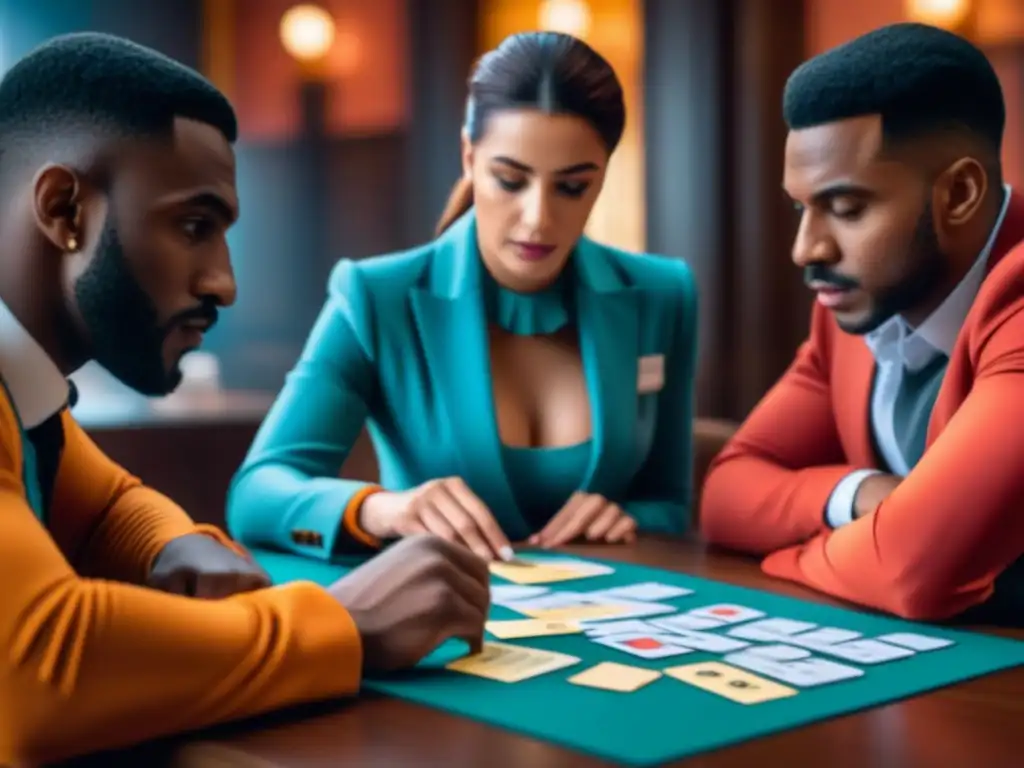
top-left (32, 164), bottom-right (84, 252)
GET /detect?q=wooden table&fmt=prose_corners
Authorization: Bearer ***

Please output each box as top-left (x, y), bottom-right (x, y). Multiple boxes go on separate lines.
top-left (92, 537), bottom-right (1010, 768)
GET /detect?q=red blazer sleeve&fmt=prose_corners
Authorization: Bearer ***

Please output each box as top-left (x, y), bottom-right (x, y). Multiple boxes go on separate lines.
top-left (762, 268), bottom-right (1024, 620)
top-left (700, 305), bottom-right (865, 553)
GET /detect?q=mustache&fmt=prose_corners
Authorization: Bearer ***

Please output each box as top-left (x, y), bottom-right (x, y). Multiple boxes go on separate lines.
top-left (164, 297), bottom-right (220, 333)
top-left (804, 264), bottom-right (859, 290)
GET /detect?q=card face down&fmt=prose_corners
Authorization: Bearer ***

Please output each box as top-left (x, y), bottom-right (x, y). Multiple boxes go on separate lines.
top-left (568, 662), bottom-right (663, 693)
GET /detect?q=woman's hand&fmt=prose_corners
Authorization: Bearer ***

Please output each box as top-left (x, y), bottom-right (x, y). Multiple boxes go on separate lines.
top-left (530, 492), bottom-right (637, 548)
top-left (359, 477), bottom-right (514, 562)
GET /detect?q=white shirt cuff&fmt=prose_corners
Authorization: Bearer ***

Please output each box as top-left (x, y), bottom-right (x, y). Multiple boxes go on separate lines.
top-left (825, 469), bottom-right (884, 528)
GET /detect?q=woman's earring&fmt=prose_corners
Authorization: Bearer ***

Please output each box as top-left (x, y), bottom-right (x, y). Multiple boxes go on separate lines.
top-left (66, 235), bottom-right (78, 252)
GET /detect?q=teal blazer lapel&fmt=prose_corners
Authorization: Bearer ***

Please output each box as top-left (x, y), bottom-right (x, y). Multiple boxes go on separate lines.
top-left (408, 213), bottom-right (529, 539)
top-left (575, 238), bottom-right (640, 497)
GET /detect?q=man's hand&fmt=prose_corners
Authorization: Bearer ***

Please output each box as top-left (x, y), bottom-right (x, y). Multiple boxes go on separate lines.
top-left (530, 492), bottom-right (637, 548)
top-left (148, 534), bottom-right (271, 598)
top-left (328, 534), bottom-right (490, 674)
top-left (853, 473), bottom-right (902, 519)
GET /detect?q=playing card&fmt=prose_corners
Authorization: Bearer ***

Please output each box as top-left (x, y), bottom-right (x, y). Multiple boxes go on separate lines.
top-left (524, 605), bottom-right (627, 622)
top-left (647, 623), bottom-right (750, 653)
top-left (489, 561), bottom-right (598, 585)
top-left (568, 661), bottom-right (662, 692)
top-left (490, 585), bottom-right (550, 604)
top-left (875, 632), bottom-right (954, 652)
top-left (724, 649), bottom-right (864, 688)
top-left (686, 604), bottom-right (766, 625)
top-left (790, 627), bottom-right (863, 647)
top-left (484, 618), bottom-right (582, 640)
top-left (502, 591), bottom-right (589, 615)
top-left (588, 582), bottom-right (693, 602)
top-left (594, 632), bottom-right (696, 660)
top-left (812, 639), bottom-right (916, 664)
top-left (651, 614), bottom-right (725, 631)
top-left (664, 661), bottom-right (798, 704)
top-left (581, 619), bottom-right (658, 637)
top-left (578, 598), bottom-right (678, 622)
top-left (728, 618), bottom-right (817, 642)
top-left (744, 644), bottom-right (812, 661)
top-left (541, 557), bottom-right (615, 574)
top-left (446, 642), bottom-right (580, 683)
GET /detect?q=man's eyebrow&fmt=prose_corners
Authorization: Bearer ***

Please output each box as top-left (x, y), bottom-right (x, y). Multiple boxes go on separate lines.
top-left (782, 182), bottom-right (874, 204)
top-left (809, 183), bottom-right (873, 204)
top-left (180, 191), bottom-right (239, 223)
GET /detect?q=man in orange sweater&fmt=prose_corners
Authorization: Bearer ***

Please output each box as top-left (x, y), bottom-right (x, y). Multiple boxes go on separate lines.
top-left (700, 24), bottom-right (1024, 624)
top-left (0, 33), bottom-right (490, 766)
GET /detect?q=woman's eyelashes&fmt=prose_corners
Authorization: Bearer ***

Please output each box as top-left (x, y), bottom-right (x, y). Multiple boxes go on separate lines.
top-left (494, 175), bottom-right (590, 198)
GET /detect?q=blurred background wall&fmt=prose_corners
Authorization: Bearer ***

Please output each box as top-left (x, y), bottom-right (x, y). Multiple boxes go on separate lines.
top-left (0, 0), bottom-right (1018, 519)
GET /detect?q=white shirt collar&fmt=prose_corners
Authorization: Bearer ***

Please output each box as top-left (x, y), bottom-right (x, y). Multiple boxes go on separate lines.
top-left (865, 183), bottom-right (1013, 372)
top-left (0, 297), bottom-right (70, 428)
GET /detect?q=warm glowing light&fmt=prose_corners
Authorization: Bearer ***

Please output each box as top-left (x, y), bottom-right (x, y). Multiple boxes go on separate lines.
top-left (279, 4), bottom-right (336, 62)
top-left (905, 0), bottom-right (971, 29)
top-left (538, 0), bottom-right (592, 39)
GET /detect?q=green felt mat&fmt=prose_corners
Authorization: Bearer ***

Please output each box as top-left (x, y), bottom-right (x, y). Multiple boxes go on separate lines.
top-left (254, 548), bottom-right (1024, 767)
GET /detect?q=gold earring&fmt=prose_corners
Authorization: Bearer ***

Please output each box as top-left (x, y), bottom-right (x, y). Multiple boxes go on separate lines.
top-left (66, 235), bottom-right (78, 252)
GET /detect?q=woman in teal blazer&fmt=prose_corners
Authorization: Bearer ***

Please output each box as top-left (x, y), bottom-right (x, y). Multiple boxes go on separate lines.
top-left (227, 31), bottom-right (698, 563)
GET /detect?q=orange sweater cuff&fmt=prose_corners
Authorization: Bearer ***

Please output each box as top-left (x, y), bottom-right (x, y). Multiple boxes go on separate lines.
top-left (341, 486), bottom-right (384, 550)
top-left (193, 524), bottom-right (253, 560)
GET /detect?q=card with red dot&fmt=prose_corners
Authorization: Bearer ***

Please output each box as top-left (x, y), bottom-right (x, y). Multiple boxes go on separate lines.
top-left (593, 632), bottom-right (696, 660)
top-left (685, 603), bottom-right (766, 625)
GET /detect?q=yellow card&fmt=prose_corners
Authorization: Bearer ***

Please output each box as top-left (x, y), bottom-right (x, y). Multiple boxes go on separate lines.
top-left (485, 618), bottom-right (582, 640)
top-left (489, 561), bottom-right (589, 585)
top-left (446, 641), bottom-right (580, 683)
top-left (569, 662), bottom-right (662, 693)
top-left (664, 662), bottom-right (797, 704)
top-left (521, 605), bottom-right (627, 622)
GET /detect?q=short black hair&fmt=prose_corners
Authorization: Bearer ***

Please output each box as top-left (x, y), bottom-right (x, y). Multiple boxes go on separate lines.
top-left (783, 23), bottom-right (1005, 153)
top-left (0, 31), bottom-right (237, 174)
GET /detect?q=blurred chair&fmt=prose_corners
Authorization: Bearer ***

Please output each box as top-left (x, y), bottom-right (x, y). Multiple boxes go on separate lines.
top-left (691, 417), bottom-right (738, 527)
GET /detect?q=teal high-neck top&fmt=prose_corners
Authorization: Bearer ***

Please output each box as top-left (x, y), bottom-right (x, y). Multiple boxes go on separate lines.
top-left (483, 263), bottom-right (593, 527)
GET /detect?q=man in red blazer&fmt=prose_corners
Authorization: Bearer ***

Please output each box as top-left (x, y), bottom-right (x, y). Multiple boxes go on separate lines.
top-left (700, 22), bottom-right (1024, 623)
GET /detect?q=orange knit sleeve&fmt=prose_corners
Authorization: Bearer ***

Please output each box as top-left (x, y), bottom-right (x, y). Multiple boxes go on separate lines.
top-left (48, 413), bottom-right (242, 583)
top-left (0, 413), bottom-right (363, 766)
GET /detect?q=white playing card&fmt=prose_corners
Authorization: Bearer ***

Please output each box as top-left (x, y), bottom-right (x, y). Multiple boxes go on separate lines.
top-left (588, 582), bottom-right (693, 602)
top-left (581, 619), bottom-right (658, 637)
top-left (790, 627), bottom-right (862, 646)
top-left (577, 598), bottom-right (678, 622)
top-left (812, 639), bottom-right (915, 664)
top-left (875, 632), bottom-right (954, 652)
top-left (728, 618), bottom-right (817, 642)
top-left (647, 622), bottom-right (750, 653)
top-left (502, 591), bottom-right (589, 615)
top-left (744, 644), bottom-right (812, 661)
top-left (685, 604), bottom-right (766, 625)
top-left (490, 585), bottom-right (550, 604)
top-left (725, 649), bottom-right (865, 687)
top-left (652, 614), bottom-right (724, 631)
top-left (595, 632), bottom-right (696, 660)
